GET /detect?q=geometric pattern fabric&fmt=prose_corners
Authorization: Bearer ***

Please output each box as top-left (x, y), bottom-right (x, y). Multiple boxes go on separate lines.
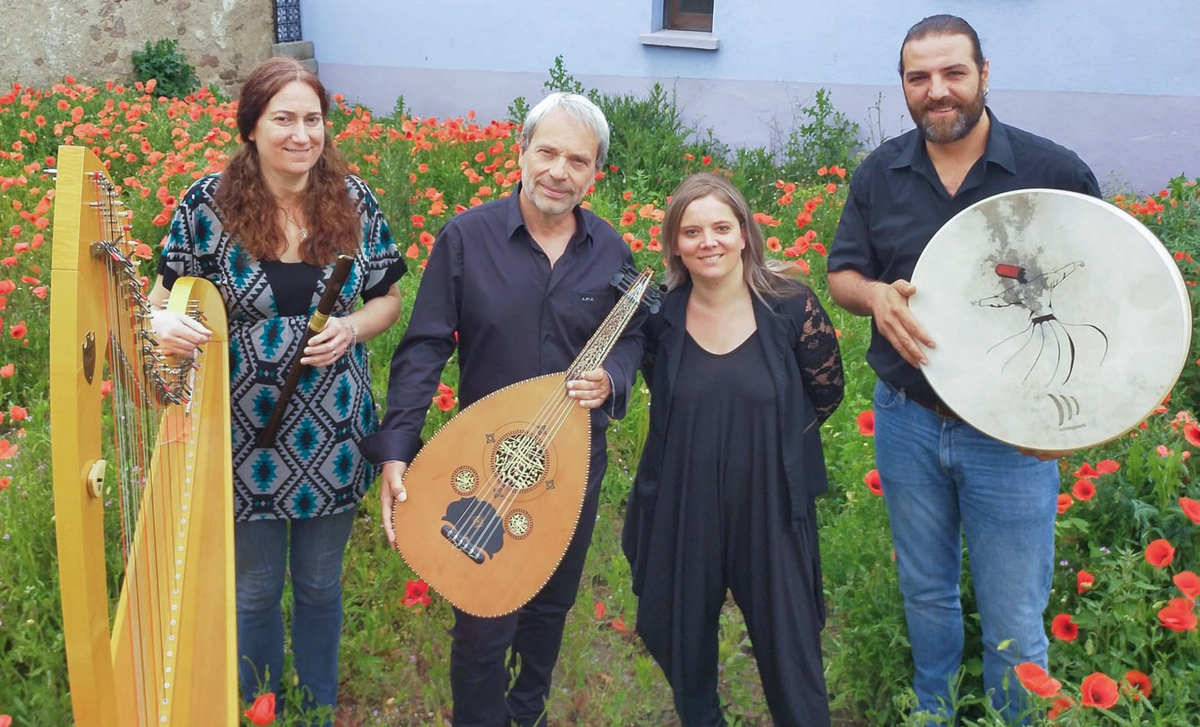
top-left (162, 174), bottom-right (404, 520)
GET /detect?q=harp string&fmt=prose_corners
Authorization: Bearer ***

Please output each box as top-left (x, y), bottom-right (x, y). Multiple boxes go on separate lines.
top-left (92, 169), bottom-right (205, 725)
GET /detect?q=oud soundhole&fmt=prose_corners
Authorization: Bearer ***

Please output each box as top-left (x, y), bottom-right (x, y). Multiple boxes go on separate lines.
top-left (451, 466), bottom-right (479, 495)
top-left (491, 431), bottom-right (549, 491)
top-left (504, 509), bottom-right (532, 539)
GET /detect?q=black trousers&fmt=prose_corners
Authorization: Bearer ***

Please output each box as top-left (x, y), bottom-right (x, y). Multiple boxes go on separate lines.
top-left (665, 504), bottom-right (829, 727)
top-left (449, 451), bottom-right (606, 727)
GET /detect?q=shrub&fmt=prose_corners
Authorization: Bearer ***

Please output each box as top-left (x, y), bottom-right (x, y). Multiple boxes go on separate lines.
top-left (131, 38), bottom-right (200, 99)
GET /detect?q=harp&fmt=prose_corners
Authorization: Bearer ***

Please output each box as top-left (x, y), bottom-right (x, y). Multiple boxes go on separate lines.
top-left (49, 146), bottom-right (237, 726)
top-left (394, 266), bottom-right (659, 616)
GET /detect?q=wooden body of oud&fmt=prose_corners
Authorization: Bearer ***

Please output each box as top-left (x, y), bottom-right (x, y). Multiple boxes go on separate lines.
top-left (49, 146), bottom-right (236, 727)
top-left (394, 372), bottom-right (591, 617)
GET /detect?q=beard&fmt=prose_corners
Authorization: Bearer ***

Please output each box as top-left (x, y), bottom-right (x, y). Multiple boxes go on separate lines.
top-left (912, 87), bottom-right (986, 144)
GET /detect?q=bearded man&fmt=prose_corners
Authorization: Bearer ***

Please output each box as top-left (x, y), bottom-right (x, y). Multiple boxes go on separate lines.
top-left (826, 14), bottom-right (1100, 724)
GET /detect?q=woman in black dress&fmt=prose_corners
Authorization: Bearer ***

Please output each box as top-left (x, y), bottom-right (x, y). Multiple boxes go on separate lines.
top-left (623, 172), bottom-right (843, 726)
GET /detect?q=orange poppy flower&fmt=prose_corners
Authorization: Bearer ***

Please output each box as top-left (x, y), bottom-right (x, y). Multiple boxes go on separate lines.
top-left (1184, 423), bottom-right (1200, 448)
top-left (1158, 598), bottom-right (1197, 632)
top-left (1095, 459), bottom-right (1120, 474)
top-left (1080, 673), bottom-right (1118, 709)
top-left (1071, 479), bottom-right (1096, 502)
top-left (1173, 571), bottom-right (1200, 601)
top-left (1013, 662), bottom-right (1061, 699)
top-left (1145, 538), bottom-right (1175, 569)
top-left (855, 410), bottom-right (874, 436)
top-left (1123, 670), bottom-right (1152, 699)
top-left (1047, 696), bottom-right (1072, 719)
top-left (1056, 493), bottom-right (1073, 515)
top-left (243, 693), bottom-right (276, 726)
top-left (1181, 496), bottom-right (1200, 524)
top-left (863, 469), bottom-right (883, 496)
top-left (1050, 613), bottom-right (1078, 642)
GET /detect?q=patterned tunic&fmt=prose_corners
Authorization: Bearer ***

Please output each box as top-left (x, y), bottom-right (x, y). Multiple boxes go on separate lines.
top-left (160, 174), bottom-right (406, 521)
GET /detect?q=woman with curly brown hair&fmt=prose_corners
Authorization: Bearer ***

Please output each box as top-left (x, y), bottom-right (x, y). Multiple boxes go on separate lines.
top-left (148, 57), bottom-right (405, 724)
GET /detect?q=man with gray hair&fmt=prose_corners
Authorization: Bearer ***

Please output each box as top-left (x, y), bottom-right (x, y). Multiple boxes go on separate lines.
top-left (361, 93), bottom-right (643, 726)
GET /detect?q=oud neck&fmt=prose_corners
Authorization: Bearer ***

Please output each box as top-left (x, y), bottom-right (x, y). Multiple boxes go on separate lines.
top-left (566, 270), bottom-right (653, 378)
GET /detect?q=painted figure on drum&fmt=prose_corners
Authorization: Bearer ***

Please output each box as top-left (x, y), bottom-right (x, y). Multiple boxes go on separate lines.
top-left (973, 259), bottom-right (1108, 386)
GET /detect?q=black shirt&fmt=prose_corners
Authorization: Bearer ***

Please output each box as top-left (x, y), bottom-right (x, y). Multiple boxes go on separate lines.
top-left (359, 187), bottom-right (644, 465)
top-left (828, 109), bottom-right (1101, 401)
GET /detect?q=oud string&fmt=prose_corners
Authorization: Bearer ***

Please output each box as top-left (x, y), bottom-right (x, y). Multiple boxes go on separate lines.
top-left (444, 275), bottom-right (648, 548)
top-left (449, 273), bottom-right (652, 555)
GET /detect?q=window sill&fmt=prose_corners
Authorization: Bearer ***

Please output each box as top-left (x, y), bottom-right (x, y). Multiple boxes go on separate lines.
top-left (638, 29), bottom-right (719, 51)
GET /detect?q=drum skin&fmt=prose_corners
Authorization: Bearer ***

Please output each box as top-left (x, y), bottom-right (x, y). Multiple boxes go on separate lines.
top-left (910, 189), bottom-right (1191, 450)
top-left (393, 372), bottom-right (591, 617)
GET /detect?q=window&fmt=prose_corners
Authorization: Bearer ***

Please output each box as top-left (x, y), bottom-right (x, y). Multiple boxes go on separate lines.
top-left (664, 0), bottom-right (713, 32)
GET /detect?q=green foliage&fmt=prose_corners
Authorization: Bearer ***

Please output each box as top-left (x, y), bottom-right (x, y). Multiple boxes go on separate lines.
top-left (131, 38), bottom-right (200, 99)
top-left (781, 88), bottom-right (864, 180)
top-left (2, 74), bottom-right (1199, 727)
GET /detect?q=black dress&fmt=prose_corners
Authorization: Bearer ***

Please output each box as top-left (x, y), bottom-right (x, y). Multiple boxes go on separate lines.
top-left (634, 327), bottom-right (833, 727)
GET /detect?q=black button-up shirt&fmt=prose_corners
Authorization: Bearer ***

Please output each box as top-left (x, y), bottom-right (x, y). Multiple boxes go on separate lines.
top-left (828, 109), bottom-right (1101, 401)
top-left (360, 187), bottom-right (644, 465)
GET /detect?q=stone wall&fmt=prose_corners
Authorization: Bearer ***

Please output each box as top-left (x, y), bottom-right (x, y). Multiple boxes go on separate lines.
top-left (0, 0), bottom-right (274, 93)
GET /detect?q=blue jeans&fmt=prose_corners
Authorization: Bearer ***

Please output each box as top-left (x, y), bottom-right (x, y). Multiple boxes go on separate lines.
top-left (873, 380), bottom-right (1057, 723)
top-left (235, 506), bottom-right (357, 726)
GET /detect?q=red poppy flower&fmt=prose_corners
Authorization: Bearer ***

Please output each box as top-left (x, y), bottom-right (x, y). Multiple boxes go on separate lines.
top-left (1123, 670), bottom-right (1152, 699)
top-left (1080, 673), bottom-right (1119, 709)
top-left (863, 469), bottom-right (883, 496)
top-left (1, 716), bottom-right (13, 727)
top-left (1047, 696), bottom-right (1072, 719)
top-left (419, 231), bottom-right (435, 247)
top-left (1173, 571), bottom-right (1200, 601)
top-left (1077, 570), bottom-right (1095, 595)
top-left (402, 578), bottom-right (432, 607)
top-left (1180, 496), bottom-right (1200, 524)
top-left (611, 615), bottom-right (628, 633)
top-left (1184, 423), bottom-right (1200, 448)
top-left (0, 477), bottom-right (10, 490)
top-left (8, 321), bottom-right (25, 339)
top-left (8, 406), bottom-right (26, 421)
top-left (1056, 493), bottom-right (1073, 515)
top-left (243, 693), bottom-right (276, 725)
top-left (1071, 479), bottom-right (1096, 502)
top-left (1095, 459), bottom-right (1120, 474)
top-left (593, 600), bottom-right (606, 620)
top-left (1014, 662), bottom-right (1061, 698)
top-left (1158, 598), bottom-right (1198, 632)
top-left (1050, 613), bottom-right (1078, 642)
top-left (1073, 462), bottom-right (1098, 479)
top-left (1145, 538), bottom-right (1175, 569)
top-left (856, 410), bottom-right (875, 436)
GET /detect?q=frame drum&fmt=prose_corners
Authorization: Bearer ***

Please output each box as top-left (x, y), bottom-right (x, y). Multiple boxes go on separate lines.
top-left (909, 189), bottom-right (1192, 450)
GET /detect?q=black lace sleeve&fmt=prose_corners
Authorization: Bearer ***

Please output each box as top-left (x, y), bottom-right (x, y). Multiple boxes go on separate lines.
top-left (793, 287), bottom-right (844, 423)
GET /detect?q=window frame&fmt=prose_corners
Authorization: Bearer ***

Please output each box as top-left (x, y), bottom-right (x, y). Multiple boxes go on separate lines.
top-left (663, 0), bottom-right (713, 32)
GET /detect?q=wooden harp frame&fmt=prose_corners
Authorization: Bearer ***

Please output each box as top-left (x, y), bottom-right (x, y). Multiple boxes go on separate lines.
top-left (49, 146), bottom-right (237, 726)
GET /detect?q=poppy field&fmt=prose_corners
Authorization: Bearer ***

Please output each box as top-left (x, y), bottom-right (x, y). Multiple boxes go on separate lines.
top-left (0, 74), bottom-right (1198, 726)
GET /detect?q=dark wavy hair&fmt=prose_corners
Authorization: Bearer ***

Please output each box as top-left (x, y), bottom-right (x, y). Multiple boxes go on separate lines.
top-left (660, 172), bottom-right (803, 301)
top-left (898, 14), bottom-right (985, 77)
top-left (215, 57), bottom-right (359, 265)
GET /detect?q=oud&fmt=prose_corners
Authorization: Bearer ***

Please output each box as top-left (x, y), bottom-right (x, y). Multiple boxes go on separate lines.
top-left (393, 266), bottom-right (658, 617)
